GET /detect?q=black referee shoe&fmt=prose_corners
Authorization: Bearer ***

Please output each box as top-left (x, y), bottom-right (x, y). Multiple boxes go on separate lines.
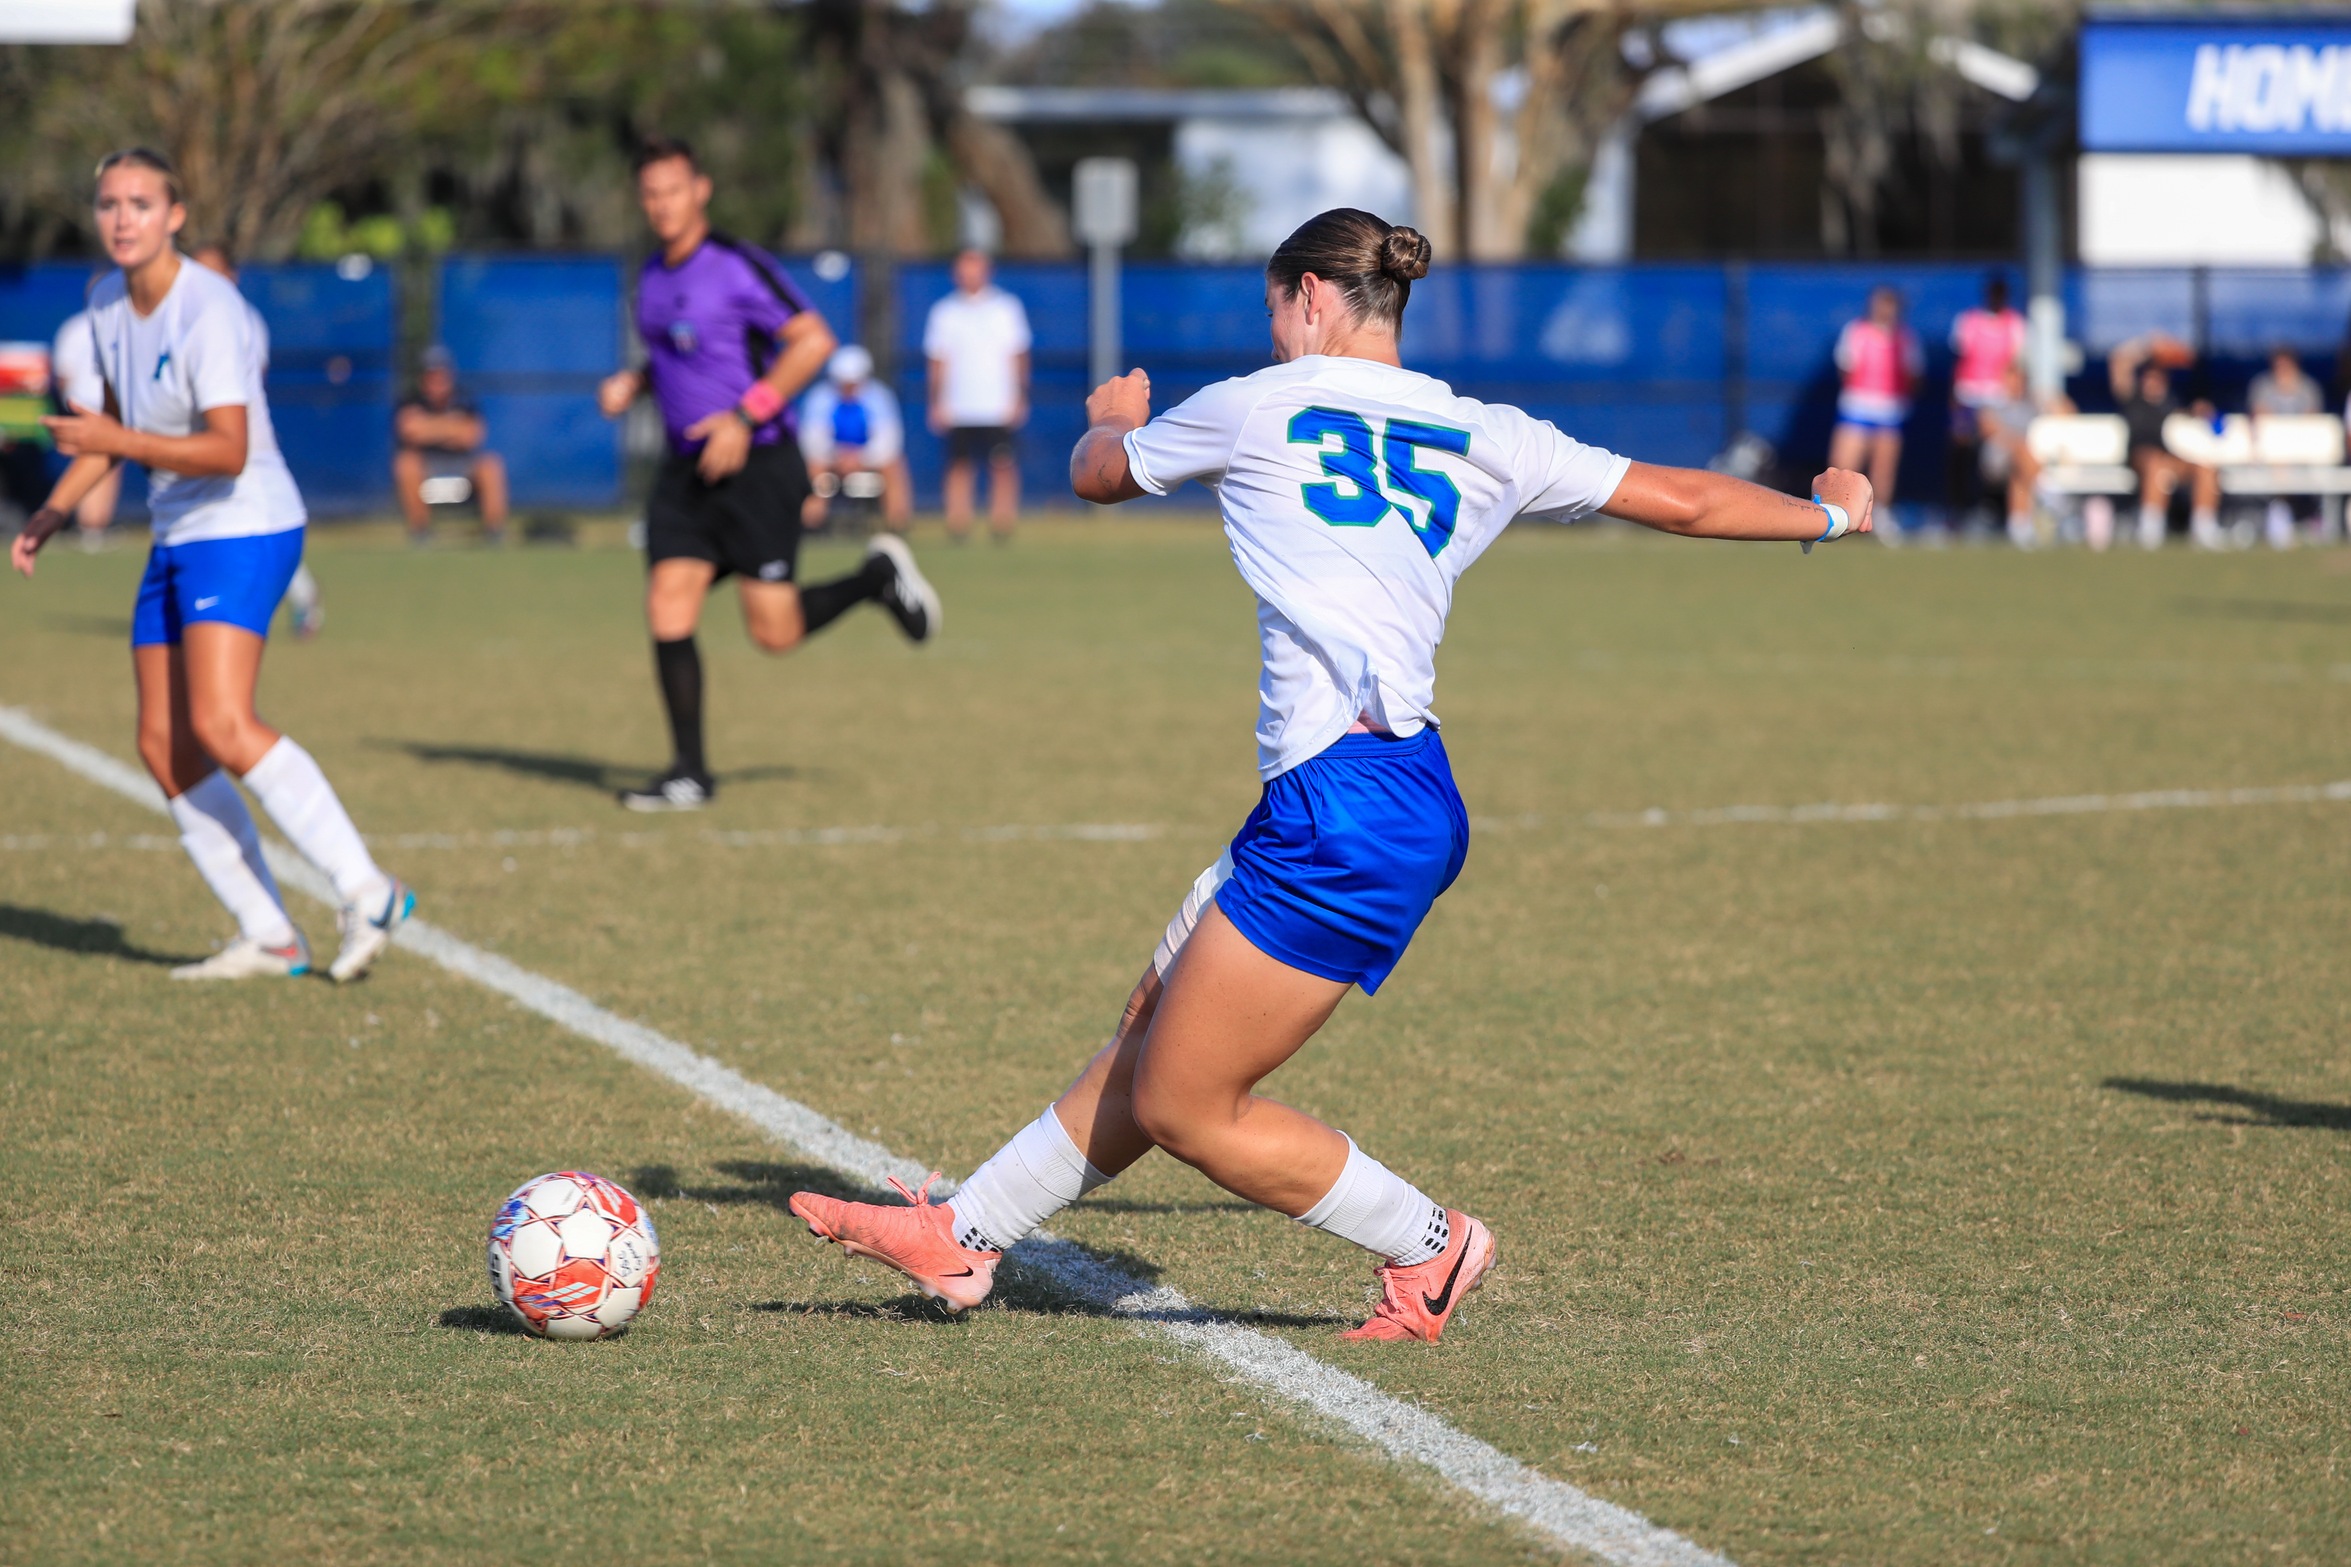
top-left (618, 770), bottom-right (715, 812)
top-left (865, 534), bottom-right (940, 643)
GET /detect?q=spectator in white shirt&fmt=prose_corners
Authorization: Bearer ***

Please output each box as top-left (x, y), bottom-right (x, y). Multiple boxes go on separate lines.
top-left (51, 298), bottom-right (123, 547)
top-left (799, 344), bottom-right (912, 532)
top-left (923, 248), bottom-right (1030, 541)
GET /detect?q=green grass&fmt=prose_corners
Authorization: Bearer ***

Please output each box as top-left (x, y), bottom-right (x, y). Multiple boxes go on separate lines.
top-left (2, 518), bottom-right (2347, 1565)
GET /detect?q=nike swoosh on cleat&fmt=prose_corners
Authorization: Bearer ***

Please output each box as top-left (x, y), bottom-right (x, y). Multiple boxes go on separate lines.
top-left (940, 1267), bottom-right (975, 1278)
top-left (1420, 1246), bottom-right (1470, 1317)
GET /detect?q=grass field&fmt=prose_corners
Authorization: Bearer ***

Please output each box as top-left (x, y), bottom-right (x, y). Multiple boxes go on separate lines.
top-left (3, 517), bottom-right (2348, 1566)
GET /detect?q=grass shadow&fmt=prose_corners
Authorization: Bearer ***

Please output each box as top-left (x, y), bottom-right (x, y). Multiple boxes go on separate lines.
top-left (669, 1161), bottom-right (1353, 1330)
top-left (0, 905), bottom-right (201, 967)
top-left (2104, 1076), bottom-right (2351, 1131)
top-left (436, 1305), bottom-right (528, 1334)
top-left (384, 741), bottom-right (798, 795)
top-left (747, 1296), bottom-right (960, 1323)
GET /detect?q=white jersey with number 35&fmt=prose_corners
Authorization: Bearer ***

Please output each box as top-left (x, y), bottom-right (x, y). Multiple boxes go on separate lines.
top-left (1124, 354), bottom-right (1629, 780)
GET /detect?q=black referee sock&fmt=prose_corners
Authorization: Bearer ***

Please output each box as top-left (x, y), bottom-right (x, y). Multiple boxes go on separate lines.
top-left (796, 554), bottom-right (891, 637)
top-left (653, 635), bottom-right (708, 781)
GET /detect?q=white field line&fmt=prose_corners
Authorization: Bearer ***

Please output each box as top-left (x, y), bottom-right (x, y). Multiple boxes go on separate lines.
top-left (0, 704), bottom-right (1731, 1567)
top-left (1468, 777), bottom-right (2351, 835)
top-left (3, 823), bottom-right (1166, 854)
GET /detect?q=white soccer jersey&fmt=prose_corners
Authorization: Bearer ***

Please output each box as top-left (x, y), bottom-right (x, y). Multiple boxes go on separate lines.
top-left (1124, 354), bottom-right (1629, 779)
top-left (87, 256), bottom-right (303, 545)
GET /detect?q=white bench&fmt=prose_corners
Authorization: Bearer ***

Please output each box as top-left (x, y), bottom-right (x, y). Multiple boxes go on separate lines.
top-left (2165, 412), bottom-right (2351, 538)
top-left (2027, 413), bottom-right (2349, 540)
top-left (2026, 414), bottom-right (2135, 497)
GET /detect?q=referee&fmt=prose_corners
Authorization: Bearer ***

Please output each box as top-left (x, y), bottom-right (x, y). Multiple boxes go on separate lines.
top-left (599, 136), bottom-right (939, 812)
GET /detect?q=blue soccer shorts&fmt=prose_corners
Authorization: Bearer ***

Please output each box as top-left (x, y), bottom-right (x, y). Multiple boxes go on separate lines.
top-left (1213, 727), bottom-right (1471, 995)
top-left (131, 527), bottom-right (306, 647)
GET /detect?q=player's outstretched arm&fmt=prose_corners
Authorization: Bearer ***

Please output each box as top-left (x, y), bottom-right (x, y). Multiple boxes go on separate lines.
top-left (1070, 370), bottom-right (1152, 504)
top-left (1601, 460), bottom-right (1874, 544)
top-left (11, 445), bottom-right (126, 576)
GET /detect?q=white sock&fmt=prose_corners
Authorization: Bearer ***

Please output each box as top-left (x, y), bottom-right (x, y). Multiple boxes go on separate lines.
top-left (2137, 504), bottom-right (2167, 548)
top-left (240, 736), bottom-right (389, 908)
top-left (169, 771), bottom-right (297, 946)
top-left (285, 563), bottom-right (320, 618)
top-left (947, 1106), bottom-right (1111, 1253)
top-left (1297, 1137), bottom-right (1450, 1266)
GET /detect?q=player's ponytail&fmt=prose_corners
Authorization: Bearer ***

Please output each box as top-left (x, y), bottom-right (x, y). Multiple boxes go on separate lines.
top-left (1267, 208), bottom-right (1430, 331)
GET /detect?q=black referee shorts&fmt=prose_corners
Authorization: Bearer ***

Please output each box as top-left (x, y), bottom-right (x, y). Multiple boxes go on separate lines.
top-left (646, 439), bottom-right (811, 584)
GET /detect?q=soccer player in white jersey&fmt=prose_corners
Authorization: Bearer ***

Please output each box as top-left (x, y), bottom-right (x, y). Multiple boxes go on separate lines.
top-left (12, 149), bottom-right (411, 983)
top-left (792, 209), bottom-right (1873, 1342)
top-left (192, 241), bottom-right (323, 640)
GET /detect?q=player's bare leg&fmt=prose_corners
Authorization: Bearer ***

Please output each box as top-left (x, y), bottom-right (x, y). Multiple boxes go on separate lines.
top-left (987, 451), bottom-right (1019, 541)
top-left (795, 901), bottom-right (1494, 1339)
top-left (943, 458), bottom-right (977, 540)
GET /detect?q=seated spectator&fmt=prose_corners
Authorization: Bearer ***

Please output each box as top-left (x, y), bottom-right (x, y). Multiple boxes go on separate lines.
top-left (798, 345), bottom-right (911, 532)
top-left (395, 345), bottom-right (508, 545)
top-left (1976, 362), bottom-right (2064, 549)
top-left (2110, 335), bottom-right (2219, 551)
top-left (2248, 344), bottom-right (2323, 548)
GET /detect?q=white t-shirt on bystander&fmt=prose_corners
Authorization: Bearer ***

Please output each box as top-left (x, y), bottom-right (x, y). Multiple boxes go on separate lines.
top-left (86, 256), bottom-right (304, 545)
top-left (1124, 354), bottom-right (1629, 780)
top-left (52, 309), bottom-right (106, 413)
top-left (923, 285), bottom-right (1032, 428)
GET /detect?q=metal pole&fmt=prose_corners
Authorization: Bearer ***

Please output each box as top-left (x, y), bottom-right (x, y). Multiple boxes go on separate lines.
top-left (1089, 239), bottom-right (1120, 389)
top-left (2023, 151), bottom-right (2065, 404)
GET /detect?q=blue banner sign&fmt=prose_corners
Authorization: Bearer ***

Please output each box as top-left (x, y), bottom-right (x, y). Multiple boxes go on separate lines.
top-left (2083, 20), bottom-right (2351, 153)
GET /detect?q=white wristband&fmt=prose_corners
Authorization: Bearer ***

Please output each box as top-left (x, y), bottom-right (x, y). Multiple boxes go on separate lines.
top-left (1800, 495), bottom-right (1849, 554)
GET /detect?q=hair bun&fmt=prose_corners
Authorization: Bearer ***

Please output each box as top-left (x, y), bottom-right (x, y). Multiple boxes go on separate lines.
top-left (1379, 226), bottom-right (1432, 284)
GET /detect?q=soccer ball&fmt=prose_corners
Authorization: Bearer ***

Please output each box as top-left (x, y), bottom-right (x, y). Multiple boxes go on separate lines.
top-left (486, 1171), bottom-right (660, 1339)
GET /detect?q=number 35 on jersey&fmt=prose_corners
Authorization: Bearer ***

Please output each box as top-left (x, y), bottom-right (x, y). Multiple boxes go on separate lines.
top-left (1288, 406), bottom-right (1472, 559)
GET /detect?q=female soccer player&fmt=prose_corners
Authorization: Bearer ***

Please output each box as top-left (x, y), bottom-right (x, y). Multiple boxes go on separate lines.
top-left (792, 209), bottom-right (1872, 1342)
top-left (12, 148), bottom-right (411, 983)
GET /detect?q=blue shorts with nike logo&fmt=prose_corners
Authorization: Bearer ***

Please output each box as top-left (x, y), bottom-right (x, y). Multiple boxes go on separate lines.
top-left (131, 527), bottom-right (306, 647)
top-left (1214, 726), bottom-right (1471, 996)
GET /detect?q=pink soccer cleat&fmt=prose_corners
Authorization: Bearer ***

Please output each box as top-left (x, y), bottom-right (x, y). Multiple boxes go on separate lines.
top-left (1341, 1210), bottom-right (1496, 1343)
top-left (789, 1173), bottom-right (1001, 1313)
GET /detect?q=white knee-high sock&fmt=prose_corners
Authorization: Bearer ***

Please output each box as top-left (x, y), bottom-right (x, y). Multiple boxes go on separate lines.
top-left (1297, 1137), bottom-right (1450, 1266)
top-left (239, 736), bottom-right (388, 908)
top-left (169, 771), bottom-right (297, 946)
top-left (947, 1106), bottom-right (1111, 1253)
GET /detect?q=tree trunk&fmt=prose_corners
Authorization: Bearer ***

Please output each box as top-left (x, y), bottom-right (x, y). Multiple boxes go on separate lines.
top-left (1451, 0), bottom-right (1509, 259)
top-left (1386, 0), bottom-right (1456, 257)
top-left (943, 111), bottom-right (1073, 258)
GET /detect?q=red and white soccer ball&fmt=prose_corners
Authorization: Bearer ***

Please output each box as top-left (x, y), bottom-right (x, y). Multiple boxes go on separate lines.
top-left (487, 1171), bottom-right (660, 1339)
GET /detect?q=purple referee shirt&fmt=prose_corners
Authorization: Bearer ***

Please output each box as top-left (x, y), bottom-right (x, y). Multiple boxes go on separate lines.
top-left (635, 234), bottom-right (814, 455)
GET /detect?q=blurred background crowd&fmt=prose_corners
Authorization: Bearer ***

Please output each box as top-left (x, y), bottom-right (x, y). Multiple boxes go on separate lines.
top-left (6, 0), bottom-right (2351, 549)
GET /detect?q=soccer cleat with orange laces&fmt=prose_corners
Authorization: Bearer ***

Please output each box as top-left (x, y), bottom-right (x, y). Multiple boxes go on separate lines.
top-left (1340, 1210), bottom-right (1496, 1343)
top-left (789, 1173), bottom-right (1001, 1313)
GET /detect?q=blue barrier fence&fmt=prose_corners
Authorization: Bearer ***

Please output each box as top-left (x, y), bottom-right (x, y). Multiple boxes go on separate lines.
top-left (7, 256), bottom-right (2351, 517)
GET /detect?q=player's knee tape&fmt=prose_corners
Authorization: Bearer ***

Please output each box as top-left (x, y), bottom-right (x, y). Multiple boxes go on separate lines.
top-left (1152, 849), bottom-right (1234, 979)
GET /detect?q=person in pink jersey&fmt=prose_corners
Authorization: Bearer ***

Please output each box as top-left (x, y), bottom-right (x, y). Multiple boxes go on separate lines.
top-left (1828, 286), bottom-right (1921, 522)
top-left (1947, 276), bottom-right (2026, 525)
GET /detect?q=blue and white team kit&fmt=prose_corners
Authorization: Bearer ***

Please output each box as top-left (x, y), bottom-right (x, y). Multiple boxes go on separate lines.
top-left (78, 257), bottom-right (308, 644)
top-left (1124, 354), bottom-right (1629, 992)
